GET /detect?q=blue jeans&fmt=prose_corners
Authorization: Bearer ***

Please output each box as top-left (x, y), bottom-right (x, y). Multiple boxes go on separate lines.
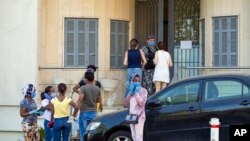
top-left (127, 68), bottom-right (142, 81)
top-left (44, 119), bottom-right (53, 141)
top-left (79, 111), bottom-right (96, 141)
top-left (53, 117), bottom-right (71, 141)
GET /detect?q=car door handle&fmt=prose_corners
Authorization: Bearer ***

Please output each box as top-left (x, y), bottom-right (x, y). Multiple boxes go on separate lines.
top-left (240, 100), bottom-right (250, 106)
top-left (187, 107), bottom-right (198, 112)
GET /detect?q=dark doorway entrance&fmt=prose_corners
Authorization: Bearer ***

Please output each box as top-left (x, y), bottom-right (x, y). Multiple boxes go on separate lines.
top-left (135, 0), bottom-right (162, 44)
top-left (135, 0), bottom-right (201, 81)
top-left (135, 0), bottom-right (168, 47)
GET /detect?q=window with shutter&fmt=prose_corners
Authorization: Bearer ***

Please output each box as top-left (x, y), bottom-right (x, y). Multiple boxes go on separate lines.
top-left (212, 16), bottom-right (238, 67)
top-left (110, 20), bottom-right (129, 69)
top-left (64, 18), bottom-right (98, 67)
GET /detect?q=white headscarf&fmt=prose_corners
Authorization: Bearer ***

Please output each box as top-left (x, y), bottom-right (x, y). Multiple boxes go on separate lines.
top-left (21, 84), bottom-right (36, 97)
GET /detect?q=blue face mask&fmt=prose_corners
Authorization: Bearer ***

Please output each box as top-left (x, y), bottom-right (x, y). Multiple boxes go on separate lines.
top-left (134, 82), bottom-right (141, 88)
top-left (148, 40), bottom-right (156, 47)
top-left (31, 91), bottom-right (36, 99)
top-left (51, 93), bottom-right (57, 98)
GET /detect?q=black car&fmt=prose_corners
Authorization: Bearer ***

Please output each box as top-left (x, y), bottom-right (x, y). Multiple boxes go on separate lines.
top-left (85, 74), bottom-right (250, 141)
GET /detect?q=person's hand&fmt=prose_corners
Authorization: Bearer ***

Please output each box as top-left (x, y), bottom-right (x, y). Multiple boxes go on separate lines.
top-left (44, 93), bottom-right (52, 100)
top-left (47, 121), bottom-right (54, 128)
top-left (35, 110), bottom-right (44, 116)
top-left (134, 85), bottom-right (141, 94)
top-left (128, 82), bottom-right (135, 94)
top-left (125, 81), bottom-right (130, 90)
top-left (67, 116), bottom-right (76, 123)
top-left (34, 107), bottom-right (45, 116)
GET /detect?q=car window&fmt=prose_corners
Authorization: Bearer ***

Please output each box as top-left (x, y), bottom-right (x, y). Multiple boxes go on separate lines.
top-left (157, 82), bottom-right (200, 105)
top-left (204, 80), bottom-right (250, 101)
top-left (243, 84), bottom-right (250, 96)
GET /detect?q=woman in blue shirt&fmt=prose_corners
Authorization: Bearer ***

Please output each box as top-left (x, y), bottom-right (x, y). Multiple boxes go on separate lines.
top-left (123, 38), bottom-right (147, 97)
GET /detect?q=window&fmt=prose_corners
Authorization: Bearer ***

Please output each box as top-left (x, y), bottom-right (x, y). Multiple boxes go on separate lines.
top-left (64, 19), bottom-right (98, 67)
top-left (157, 82), bottom-right (200, 105)
top-left (110, 20), bottom-right (129, 69)
top-left (213, 16), bottom-right (238, 67)
top-left (204, 80), bottom-right (249, 101)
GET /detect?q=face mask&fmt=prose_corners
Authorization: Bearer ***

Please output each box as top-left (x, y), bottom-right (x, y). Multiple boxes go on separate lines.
top-left (134, 82), bottom-right (141, 88)
top-left (148, 40), bottom-right (156, 47)
top-left (31, 91), bottom-right (36, 99)
top-left (51, 93), bottom-right (57, 98)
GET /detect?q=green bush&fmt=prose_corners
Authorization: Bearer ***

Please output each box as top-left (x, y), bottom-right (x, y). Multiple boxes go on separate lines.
top-left (39, 127), bottom-right (45, 141)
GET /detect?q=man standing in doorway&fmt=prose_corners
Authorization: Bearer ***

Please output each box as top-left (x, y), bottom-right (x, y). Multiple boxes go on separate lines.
top-left (141, 35), bottom-right (158, 96)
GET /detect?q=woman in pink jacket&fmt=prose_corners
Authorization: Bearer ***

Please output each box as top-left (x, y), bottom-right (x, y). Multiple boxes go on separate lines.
top-left (124, 74), bottom-right (148, 141)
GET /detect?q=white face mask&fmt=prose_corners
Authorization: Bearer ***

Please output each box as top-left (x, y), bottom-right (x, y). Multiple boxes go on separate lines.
top-left (51, 93), bottom-right (57, 98)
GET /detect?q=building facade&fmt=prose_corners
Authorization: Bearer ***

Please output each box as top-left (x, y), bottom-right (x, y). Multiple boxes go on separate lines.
top-left (0, 0), bottom-right (250, 140)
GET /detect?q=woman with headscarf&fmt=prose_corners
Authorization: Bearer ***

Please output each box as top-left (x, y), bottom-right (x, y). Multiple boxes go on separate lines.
top-left (124, 74), bottom-right (148, 141)
top-left (20, 84), bottom-right (40, 141)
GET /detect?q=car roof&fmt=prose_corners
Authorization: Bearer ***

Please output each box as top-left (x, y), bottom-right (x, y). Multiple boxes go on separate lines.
top-left (172, 73), bottom-right (250, 85)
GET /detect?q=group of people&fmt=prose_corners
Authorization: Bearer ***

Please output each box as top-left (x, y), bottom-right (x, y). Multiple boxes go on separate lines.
top-left (19, 34), bottom-right (172, 141)
top-left (123, 35), bottom-right (173, 96)
top-left (123, 35), bottom-right (173, 141)
top-left (19, 65), bottom-right (102, 141)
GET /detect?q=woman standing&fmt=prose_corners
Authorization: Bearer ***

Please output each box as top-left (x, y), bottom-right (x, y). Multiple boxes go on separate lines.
top-left (41, 86), bottom-right (55, 141)
top-left (153, 41), bottom-right (173, 93)
top-left (124, 74), bottom-right (148, 141)
top-left (123, 38), bottom-right (147, 97)
top-left (20, 84), bottom-right (39, 141)
top-left (51, 83), bottom-right (78, 141)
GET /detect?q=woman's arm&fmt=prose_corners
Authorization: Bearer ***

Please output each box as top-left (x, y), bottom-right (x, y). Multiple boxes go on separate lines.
top-left (135, 88), bottom-right (148, 107)
top-left (96, 95), bottom-right (103, 112)
top-left (72, 84), bottom-right (81, 94)
top-left (124, 95), bottom-right (132, 107)
top-left (41, 99), bottom-right (51, 110)
top-left (70, 99), bottom-right (79, 117)
top-left (153, 51), bottom-right (159, 65)
top-left (49, 102), bottom-right (54, 121)
top-left (123, 51), bottom-right (128, 66)
top-left (168, 53), bottom-right (173, 67)
top-left (140, 49), bottom-right (147, 66)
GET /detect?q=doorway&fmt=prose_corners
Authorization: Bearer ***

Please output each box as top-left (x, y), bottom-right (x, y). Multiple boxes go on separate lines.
top-left (135, 0), bottom-right (201, 80)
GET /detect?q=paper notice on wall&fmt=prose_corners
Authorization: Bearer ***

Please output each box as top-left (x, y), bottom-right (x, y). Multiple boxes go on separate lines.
top-left (180, 40), bottom-right (192, 49)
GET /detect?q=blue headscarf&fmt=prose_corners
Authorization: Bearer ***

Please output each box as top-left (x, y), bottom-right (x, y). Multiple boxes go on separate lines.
top-left (126, 73), bottom-right (141, 95)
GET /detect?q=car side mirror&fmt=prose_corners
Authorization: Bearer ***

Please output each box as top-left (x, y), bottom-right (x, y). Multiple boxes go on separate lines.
top-left (146, 99), bottom-right (162, 109)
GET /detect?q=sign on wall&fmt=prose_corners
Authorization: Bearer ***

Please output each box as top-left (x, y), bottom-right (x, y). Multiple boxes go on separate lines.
top-left (180, 40), bottom-right (192, 49)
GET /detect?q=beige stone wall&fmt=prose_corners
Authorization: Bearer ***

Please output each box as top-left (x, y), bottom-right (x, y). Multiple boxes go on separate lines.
top-left (38, 0), bottom-right (135, 105)
top-left (200, 0), bottom-right (250, 74)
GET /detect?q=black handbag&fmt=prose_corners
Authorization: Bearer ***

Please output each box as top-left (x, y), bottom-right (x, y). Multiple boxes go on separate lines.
top-left (125, 110), bottom-right (143, 124)
top-left (125, 114), bottom-right (139, 124)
